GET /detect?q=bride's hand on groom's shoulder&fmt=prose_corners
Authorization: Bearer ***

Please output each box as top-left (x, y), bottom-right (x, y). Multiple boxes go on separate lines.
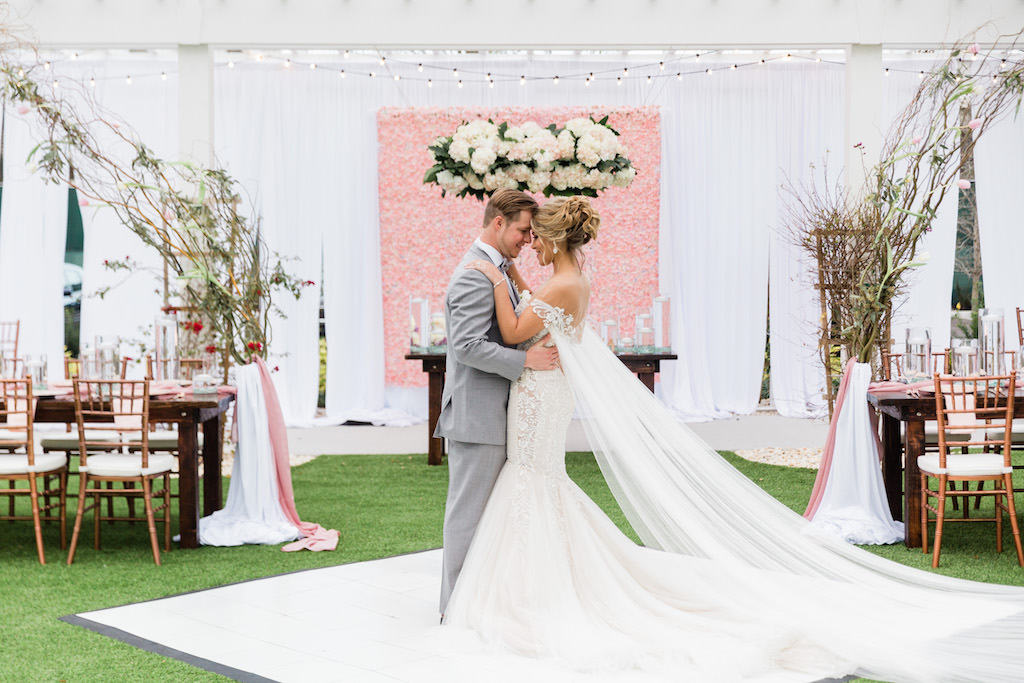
top-left (465, 259), bottom-right (503, 285)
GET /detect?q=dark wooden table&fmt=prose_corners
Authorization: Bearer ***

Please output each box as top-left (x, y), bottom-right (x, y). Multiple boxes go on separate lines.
top-left (868, 387), bottom-right (1024, 549)
top-left (33, 392), bottom-right (234, 549)
top-left (406, 350), bottom-right (677, 466)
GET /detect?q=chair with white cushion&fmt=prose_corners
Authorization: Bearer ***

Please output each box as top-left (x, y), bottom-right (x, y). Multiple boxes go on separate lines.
top-left (67, 378), bottom-right (174, 565)
top-left (920, 373), bottom-right (1023, 568)
top-left (0, 377), bottom-right (67, 564)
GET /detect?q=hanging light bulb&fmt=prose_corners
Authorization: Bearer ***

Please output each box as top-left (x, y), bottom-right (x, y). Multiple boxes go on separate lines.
top-left (343, 50), bottom-right (350, 59)
top-left (705, 68), bottom-right (712, 76)
top-left (918, 70), bottom-right (925, 79)
top-left (676, 72), bottom-right (682, 81)
top-left (646, 75), bottom-right (652, 84)
top-left (89, 77), bottom-right (96, 87)
top-left (553, 75), bottom-right (559, 85)
top-left (659, 61), bottom-right (665, 70)
top-left (616, 76), bottom-right (622, 86)
top-left (520, 75), bottom-right (525, 85)
top-left (310, 63), bottom-right (317, 70)
top-left (227, 60), bottom-right (235, 69)
top-left (417, 63), bottom-right (424, 72)
top-left (125, 75), bottom-right (132, 85)
top-left (730, 64), bottom-right (737, 70)
top-left (488, 80), bottom-right (494, 88)
top-left (161, 72), bottom-right (167, 80)
top-left (256, 54), bottom-right (264, 62)
top-left (458, 79), bottom-right (464, 88)
top-left (884, 68), bottom-right (890, 76)
top-left (43, 61), bottom-right (51, 70)
top-left (759, 58), bottom-right (766, 65)
top-left (453, 68), bottom-right (459, 78)
top-left (284, 59), bottom-right (292, 68)
top-left (71, 52), bottom-right (78, 60)
top-left (394, 74), bottom-right (400, 81)
top-left (695, 53), bottom-right (701, 61)
top-left (485, 72), bottom-right (491, 82)
top-left (52, 79), bottom-right (59, 89)
top-left (379, 55), bottom-right (386, 65)
top-left (339, 69), bottom-right (346, 78)
top-left (623, 67), bottom-right (629, 76)
top-left (427, 79), bottom-right (433, 87)
top-left (370, 71), bottom-right (376, 78)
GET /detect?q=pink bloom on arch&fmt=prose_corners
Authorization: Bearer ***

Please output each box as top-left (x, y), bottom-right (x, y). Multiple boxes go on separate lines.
top-left (968, 118), bottom-right (982, 130)
top-left (17, 105), bottom-right (29, 115)
top-left (79, 198), bottom-right (89, 207)
top-left (968, 43), bottom-right (979, 55)
top-left (957, 179), bottom-right (971, 189)
top-left (911, 136), bottom-right (922, 145)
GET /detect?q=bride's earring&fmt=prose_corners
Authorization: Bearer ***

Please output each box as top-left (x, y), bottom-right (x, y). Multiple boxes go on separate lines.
top-left (553, 245), bottom-right (559, 254)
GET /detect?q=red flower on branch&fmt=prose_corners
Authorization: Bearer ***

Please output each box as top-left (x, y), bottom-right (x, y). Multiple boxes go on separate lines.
top-left (204, 344), bottom-right (217, 354)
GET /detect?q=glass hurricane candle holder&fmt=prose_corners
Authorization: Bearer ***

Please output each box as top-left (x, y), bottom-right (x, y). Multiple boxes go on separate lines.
top-left (601, 320), bottom-right (619, 350)
top-left (409, 297), bottom-right (429, 351)
top-left (903, 327), bottom-right (932, 380)
top-left (951, 338), bottom-right (979, 377)
top-left (652, 296), bottom-right (670, 352)
top-left (979, 308), bottom-right (1005, 375)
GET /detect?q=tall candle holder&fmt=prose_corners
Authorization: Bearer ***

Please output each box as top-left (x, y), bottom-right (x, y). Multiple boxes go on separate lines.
top-left (154, 315), bottom-right (179, 380)
top-left (429, 312), bottom-right (447, 352)
top-left (979, 308), bottom-right (1005, 375)
top-left (409, 297), bottom-right (430, 352)
top-left (652, 296), bottom-right (671, 352)
top-left (903, 327), bottom-right (931, 381)
top-left (601, 319), bottom-right (619, 350)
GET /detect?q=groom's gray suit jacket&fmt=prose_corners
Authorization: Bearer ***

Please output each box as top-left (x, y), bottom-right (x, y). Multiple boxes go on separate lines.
top-left (434, 244), bottom-right (526, 445)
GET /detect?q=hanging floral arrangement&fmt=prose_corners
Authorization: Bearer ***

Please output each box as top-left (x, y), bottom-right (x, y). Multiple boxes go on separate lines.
top-left (424, 116), bottom-right (637, 200)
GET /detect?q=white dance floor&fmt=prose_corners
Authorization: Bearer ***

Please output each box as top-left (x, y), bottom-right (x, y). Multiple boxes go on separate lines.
top-left (66, 548), bottom-right (853, 683)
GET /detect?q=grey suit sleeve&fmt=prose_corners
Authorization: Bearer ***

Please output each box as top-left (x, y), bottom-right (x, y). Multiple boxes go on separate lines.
top-left (448, 270), bottom-right (526, 381)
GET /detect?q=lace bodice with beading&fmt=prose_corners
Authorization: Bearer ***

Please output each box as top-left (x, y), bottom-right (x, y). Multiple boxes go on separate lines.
top-left (506, 294), bottom-right (580, 477)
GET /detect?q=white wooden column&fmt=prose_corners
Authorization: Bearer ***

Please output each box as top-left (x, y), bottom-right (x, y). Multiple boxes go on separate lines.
top-left (844, 43), bottom-right (884, 195)
top-left (178, 44), bottom-right (214, 165)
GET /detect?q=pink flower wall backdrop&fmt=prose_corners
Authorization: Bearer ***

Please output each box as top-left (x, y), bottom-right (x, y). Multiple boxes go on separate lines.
top-left (378, 106), bottom-right (661, 386)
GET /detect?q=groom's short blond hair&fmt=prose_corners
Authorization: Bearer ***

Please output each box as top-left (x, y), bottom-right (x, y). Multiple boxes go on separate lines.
top-left (482, 189), bottom-right (538, 228)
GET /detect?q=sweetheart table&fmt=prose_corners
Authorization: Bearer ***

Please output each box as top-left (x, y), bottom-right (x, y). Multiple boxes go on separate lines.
top-left (407, 350), bottom-right (677, 466)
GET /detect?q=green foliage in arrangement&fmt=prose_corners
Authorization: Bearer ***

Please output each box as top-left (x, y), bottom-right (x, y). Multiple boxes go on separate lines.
top-left (1, 451), bottom-right (1021, 682)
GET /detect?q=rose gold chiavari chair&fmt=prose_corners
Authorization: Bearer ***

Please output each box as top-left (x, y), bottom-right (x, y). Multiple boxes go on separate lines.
top-left (0, 377), bottom-right (68, 564)
top-left (67, 378), bottom-right (173, 565)
top-left (920, 373), bottom-right (1024, 568)
top-left (1017, 307), bottom-right (1023, 347)
top-left (141, 355), bottom-right (205, 454)
top-left (0, 320), bottom-right (19, 359)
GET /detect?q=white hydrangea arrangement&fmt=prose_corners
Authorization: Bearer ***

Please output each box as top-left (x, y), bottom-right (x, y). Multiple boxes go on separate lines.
top-left (424, 116), bottom-right (637, 200)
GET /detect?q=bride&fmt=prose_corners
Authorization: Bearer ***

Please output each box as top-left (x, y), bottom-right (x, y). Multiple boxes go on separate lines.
top-left (442, 196), bottom-right (1024, 682)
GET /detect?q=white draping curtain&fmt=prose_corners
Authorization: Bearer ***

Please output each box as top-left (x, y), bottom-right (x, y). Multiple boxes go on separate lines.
top-left (0, 107), bottom-right (67, 378)
top-left (214, 56), bottom-right (851, 423)
top-left (72, 59), bottom-right (176, 365)
top-left (0, 57), bottom-right (175, 376)
top-left (975, 111), bottom-right (1024, 351)
top-left (11, 52), bottom-right (1005, 427)
top-left (883, 63), bottom-right (958, 358)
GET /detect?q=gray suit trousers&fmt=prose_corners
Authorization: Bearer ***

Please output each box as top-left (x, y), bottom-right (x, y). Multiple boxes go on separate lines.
top-left (439, 439), bottom-right (506, 614)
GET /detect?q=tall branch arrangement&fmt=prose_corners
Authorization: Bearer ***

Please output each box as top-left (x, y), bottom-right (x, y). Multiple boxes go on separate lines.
top-left (788, 32), bottom-right (1024, 380)
top-left (0, 57), bottom-right (310, 365)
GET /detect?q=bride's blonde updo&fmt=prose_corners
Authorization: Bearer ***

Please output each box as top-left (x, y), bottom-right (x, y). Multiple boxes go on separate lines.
top-left (531, 196), bottom-right (600, 254)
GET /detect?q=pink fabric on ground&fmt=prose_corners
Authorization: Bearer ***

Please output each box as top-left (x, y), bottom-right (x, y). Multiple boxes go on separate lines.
top-left (253, 357), bottom-right (339, 552)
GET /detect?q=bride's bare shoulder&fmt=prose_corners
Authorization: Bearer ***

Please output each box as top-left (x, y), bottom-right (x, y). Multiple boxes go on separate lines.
top-left (533, 273), bottom-right (588, 319)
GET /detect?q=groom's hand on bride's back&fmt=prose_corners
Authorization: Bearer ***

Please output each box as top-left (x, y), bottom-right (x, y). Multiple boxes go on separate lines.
top-left (524, 335), bottom-right (559, 371)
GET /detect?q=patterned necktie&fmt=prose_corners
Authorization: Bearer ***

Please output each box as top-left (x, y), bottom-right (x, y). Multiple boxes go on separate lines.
top-left (497, 260), bottom-right (519, 307)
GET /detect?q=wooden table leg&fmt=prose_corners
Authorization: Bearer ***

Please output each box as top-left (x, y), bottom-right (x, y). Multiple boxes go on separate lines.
top-left (177, 421), bottom-right (200, 549)
top-left (903, 419), bottom-right (925, 548)
top-left (202, 416), bottom-right (223, 515)
top-left (425, 360), bottom-right (446, 466)
top-left (637, 370), bottom-right (655, 393)
top-left (880, 413), bottom-right (903, 521)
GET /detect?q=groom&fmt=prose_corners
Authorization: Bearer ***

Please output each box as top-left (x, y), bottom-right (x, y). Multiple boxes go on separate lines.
top-left (436, 189), bottom-right (558, 616)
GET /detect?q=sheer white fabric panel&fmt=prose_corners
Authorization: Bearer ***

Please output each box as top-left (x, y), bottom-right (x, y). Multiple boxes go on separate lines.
top-left (883, 63), bottom-right (956, 356)
top-left (0, 109), bottom-right (68, 377)
top-left (768, 64), bottom-right (844, 418)
top-left (67, 60), bottom-right (176, 362)
top-left (215, 70), bottom-right (322, 426)
top-left (975, 112), bottom-right (1024, 348)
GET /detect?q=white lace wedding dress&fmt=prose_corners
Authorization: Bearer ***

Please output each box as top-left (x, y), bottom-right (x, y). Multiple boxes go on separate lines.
top-left (442, 295), bottom-right (1024, 682)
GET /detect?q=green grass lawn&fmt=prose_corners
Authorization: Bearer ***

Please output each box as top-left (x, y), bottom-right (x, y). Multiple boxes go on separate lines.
top-left (1, 451), bottom-right (1022, 681)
